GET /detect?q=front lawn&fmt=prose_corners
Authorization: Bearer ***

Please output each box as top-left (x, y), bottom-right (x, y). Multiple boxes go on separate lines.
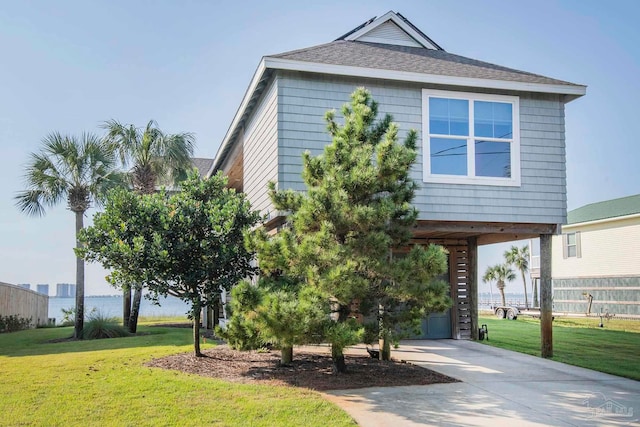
top-left (0, 324), bottom-right (355, 426)
top-left (479, 314), bottom-right (640, 380)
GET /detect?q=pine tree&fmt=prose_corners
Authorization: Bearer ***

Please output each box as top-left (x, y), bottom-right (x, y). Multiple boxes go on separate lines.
top-left (270, 88), bottom-right (450, 370)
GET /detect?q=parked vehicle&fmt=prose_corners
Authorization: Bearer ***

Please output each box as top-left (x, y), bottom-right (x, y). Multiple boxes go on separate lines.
top-left (494, 306), bottom-right (519, 320)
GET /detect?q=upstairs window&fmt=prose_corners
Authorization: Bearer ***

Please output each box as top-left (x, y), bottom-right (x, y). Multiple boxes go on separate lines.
top-left (423, 90), bottom-right (520, 186)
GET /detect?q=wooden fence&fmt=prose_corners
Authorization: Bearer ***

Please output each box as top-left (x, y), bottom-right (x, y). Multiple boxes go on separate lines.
top-left (0, 282), bottom-right (49, 327)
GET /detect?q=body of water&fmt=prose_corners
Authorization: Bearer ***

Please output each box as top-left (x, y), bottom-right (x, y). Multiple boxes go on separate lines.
top-left (478, 292), bottom-right (531, 310)
top-left (48, 293), bottom-right (529, 324)
top-left (49, 295), bottom-right (191, 324)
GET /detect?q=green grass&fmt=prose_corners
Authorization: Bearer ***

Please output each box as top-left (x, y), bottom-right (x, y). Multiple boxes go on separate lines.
top-left (479, 314), bottom-right (640, 380)
top-left (0, 325), bottom-right (355, 427)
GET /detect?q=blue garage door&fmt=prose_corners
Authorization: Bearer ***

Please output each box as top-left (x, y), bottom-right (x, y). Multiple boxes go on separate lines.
top-left (419, 309), bottom-right (452, 339)
top-left (415, 253), bottom-right (453, 339)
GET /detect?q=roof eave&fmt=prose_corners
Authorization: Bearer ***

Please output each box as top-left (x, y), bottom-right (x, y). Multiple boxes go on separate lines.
top-left (564, 212), bottom-right (640, 229)
top-left (265, 57), bottom-right (587, 99)
top-left (211, 58), bottom-right (269, 174)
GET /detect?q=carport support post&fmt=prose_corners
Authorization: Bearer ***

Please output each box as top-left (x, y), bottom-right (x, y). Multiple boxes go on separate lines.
top-left (540, 233), bottom-right (553, 358)
top-left (468, 237), bottom-right (479, 340)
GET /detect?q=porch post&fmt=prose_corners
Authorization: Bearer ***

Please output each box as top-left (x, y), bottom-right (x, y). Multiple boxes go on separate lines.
top-left (540, 233), bottom-right (553, 358)
top-left (468, 237), bottom-right (478, 340)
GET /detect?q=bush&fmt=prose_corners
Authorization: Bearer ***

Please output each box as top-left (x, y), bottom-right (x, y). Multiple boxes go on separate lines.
top-left (60, 306), bottom-right (99, 327)
top-left (0, 315), bottom-right (32, 333)
top-left (60, 307), bottom-right (75, 326)
top-left (81, 311), bottom-right (129, 339)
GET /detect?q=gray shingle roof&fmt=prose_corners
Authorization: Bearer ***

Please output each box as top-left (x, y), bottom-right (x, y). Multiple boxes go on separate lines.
top-left (191, 157), bottom-right (214, 178)
top-left (270, 40), bottom-right (581, 87)
top-left (568, 194), bottom-right (640, 224)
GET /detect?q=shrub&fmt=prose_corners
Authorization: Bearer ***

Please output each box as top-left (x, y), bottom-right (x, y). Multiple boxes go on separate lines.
top-left (60, 307), bottom-right (75, 326)
top-left (0, 315), bottom-right (32, 333)
top-left (81, 311), bottom-right (129, 339)
top-left (60, 306), bottom-right (98, 327)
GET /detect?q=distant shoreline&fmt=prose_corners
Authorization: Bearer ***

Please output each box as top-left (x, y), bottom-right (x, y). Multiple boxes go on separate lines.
top-left (50, 295), bottom-right (119, 298)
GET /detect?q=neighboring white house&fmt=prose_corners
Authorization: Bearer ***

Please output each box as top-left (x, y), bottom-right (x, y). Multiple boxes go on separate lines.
top-left (552, 194), bottom-right (640, 317)
top-left (210, 11), bottom-right (586, 339)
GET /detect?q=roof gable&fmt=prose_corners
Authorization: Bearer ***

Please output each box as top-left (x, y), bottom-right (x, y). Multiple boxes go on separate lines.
top-left (338, 11), bottom-right (442, 50)
top-left (568, 194), bottom-right (640, 224)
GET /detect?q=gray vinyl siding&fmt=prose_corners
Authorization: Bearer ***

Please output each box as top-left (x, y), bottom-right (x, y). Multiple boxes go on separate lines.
top-left (243, 77), bottom-right (278, 217)
top-left (276, 71), bottom-right (567, 224)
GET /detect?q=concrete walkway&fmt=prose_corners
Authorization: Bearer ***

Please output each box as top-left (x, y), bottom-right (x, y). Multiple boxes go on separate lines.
top-left (323, 340), bottom-right (640, 426)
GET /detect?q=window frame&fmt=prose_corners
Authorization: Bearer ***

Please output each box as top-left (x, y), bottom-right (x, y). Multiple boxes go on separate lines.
top-left (563, 231), bottom-right (581, 259)
top-left (422, 89), bottom-right (521, 186)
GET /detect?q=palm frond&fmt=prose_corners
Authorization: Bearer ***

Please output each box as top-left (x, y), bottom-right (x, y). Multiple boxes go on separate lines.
top-left (104, 119), bottom-right (196, 192)
top-left (16, 131), bottom-right (122, 215)
top-left (14, 189), bottom-right (47, 217)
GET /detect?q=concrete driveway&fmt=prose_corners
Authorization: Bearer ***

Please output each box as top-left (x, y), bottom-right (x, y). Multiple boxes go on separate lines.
top-left (324, 340), bottom-right (640, 426)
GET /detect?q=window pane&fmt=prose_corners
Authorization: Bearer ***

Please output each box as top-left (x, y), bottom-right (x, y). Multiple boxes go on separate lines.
top-left (430, 137), bottom-right (467, 175)
top-left (475, 140), bottom-right (511, 177)
top-left (429, 98), bottom-right (468, 136)
top-left (474, 101), bottom-right (512, 139)
top-left (567, 246), bottom-right (577, 257)
top-left (567, 233), bottom-right (576, 245)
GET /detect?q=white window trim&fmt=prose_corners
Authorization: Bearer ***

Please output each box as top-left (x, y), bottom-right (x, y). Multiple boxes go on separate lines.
top-left (563, 231), bottom-right (581, 259)
top-left (422, 89), bottom-right (521, 187)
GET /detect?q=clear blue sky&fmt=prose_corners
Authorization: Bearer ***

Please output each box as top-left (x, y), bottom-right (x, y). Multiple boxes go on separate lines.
top-left (1, 1), bottom-right (638, 295)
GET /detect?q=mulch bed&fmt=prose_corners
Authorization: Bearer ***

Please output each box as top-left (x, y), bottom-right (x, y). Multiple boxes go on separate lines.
top-left (146, 345), bottom-right (459, 391)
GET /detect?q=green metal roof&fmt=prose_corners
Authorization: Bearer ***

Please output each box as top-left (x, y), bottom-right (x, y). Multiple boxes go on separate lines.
top-left (568, 194), bottom-right (640, 224)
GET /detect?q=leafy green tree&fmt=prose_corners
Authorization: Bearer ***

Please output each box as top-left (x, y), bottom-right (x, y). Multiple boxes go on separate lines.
top-left (15, 132), bottom-right (121, 338)
top-left (101, 119), bottom-right (195, 332)
top-left (79, 172), bottom-right (260, 355)
top-left (505, 245), bottom-right (530, 309)
top-left (483, 264), bottom-right (516, 307)
top-left (268, 88), bottom-right (450, 370)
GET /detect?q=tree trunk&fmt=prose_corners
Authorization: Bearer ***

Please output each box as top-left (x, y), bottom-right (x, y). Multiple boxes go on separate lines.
top-left (193, 309), bottom-right (202, 357)
top-left (379, 335), bottom-right (391, 361)
top-left (378, 304), bottom-right (391, 361)
top-left (498, 282), bottom-right (506, 306)
top-left (128, 286), bottom-right (142, 333)
top-left (533, 279), bottom-right (539, 308)
top-left (280, 346), bottom-right (293, 365)
top-left (212, 293), bottom-right (220, 328)
top-left (74, 211), bottom-right (85, 339)
top-left (330, 303), bottom-right (349, 373)
top-left (123, 286), bottom-right (131, 328)
top-left (521, 271), bottom-right (529, 309)
top-left (331, 345), bottom-right (346, 374)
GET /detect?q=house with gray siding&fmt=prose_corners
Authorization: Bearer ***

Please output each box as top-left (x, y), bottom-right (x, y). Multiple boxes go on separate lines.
top-left (552, 194), bottom-right (640, 317)
top-left (210, 11), bottom-right (586, 341)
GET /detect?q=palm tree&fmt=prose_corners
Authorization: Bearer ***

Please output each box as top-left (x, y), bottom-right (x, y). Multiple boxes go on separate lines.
top-left (102, 119), bottom-right (195, 332)
top-left (15, 133), bottom-right (121, 338)
top-left (505, 245), bottom-right (530, 309)
top-left (483, 264), bottom-right (516, 307)
top-left (482, 267), bottom-right (496, 309)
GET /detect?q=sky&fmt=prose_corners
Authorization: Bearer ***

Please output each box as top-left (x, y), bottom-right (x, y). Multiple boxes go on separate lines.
top-left (1, 1), bottom-right (638, 296)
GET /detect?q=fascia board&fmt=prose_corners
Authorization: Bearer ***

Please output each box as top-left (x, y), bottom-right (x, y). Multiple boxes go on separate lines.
top-left (211, 59), bottom-right (268, 173)
top-left (264, 57), bottom-right (587, 98)
top-left (563, 212), bottom-right (640, 230)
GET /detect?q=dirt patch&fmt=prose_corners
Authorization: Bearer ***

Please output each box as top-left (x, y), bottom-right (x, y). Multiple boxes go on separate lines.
top-left (146, 345), bottom-right (458, 391)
